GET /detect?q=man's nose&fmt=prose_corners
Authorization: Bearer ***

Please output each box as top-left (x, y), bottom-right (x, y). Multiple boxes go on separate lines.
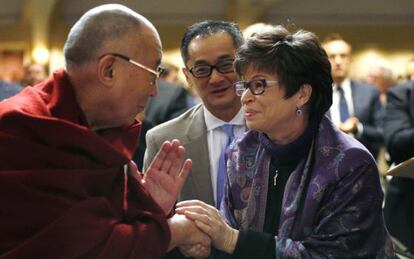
top-left (209, 68), bottom-right (224, 83)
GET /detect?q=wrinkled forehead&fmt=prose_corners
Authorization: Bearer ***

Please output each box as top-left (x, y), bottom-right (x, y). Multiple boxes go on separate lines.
top-left (124, 25), bottom-right (162, 66)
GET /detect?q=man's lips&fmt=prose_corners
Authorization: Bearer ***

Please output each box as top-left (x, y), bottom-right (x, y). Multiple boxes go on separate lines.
top-left (210, 85), bottom-right (232, 94)
top-left (244, 108), bottom-right (258, 117)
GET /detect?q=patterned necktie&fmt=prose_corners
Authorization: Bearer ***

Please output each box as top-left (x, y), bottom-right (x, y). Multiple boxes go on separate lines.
top-left (338, 85), bottom-right (350, 122)
top-left (216, 124), bottom-right (234, 209)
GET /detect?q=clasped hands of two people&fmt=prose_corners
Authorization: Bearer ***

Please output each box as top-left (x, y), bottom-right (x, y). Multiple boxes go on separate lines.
top-left (130, 139), bottom-right (237, 258)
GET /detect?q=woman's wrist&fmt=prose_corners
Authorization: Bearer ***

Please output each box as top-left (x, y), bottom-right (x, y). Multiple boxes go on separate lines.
top-left (223, 228), bottom-right (239, 254)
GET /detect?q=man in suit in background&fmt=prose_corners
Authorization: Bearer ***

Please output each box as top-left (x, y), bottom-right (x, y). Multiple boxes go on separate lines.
top-left (144, 20), bottom-right (245, 207)
top-left (323, 34), bottom-right (384, 158)
top-left (383, 79), bottom-right (414, 254)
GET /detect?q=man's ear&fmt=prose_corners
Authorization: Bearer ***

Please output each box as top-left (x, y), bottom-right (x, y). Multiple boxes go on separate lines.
top-left (298, 83), bottom-right (313, 106)
top-left (97, 55), bottom-right (116, 88)
top-left (182, 67), bottom-right (192, 88)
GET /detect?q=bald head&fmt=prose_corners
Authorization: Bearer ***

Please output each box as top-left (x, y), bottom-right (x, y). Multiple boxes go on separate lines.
top-left (63, 4), bottom-right (162, 130)
top-left (64, 4), bottom-right (156, 69)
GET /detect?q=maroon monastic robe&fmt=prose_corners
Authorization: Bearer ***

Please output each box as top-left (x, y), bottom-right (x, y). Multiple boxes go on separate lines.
top-left (0, 69), bottom-right (170, 258)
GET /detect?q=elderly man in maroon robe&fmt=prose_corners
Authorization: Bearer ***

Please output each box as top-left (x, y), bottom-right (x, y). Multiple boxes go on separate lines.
top-left (0, 4), bottom-right (210, 259)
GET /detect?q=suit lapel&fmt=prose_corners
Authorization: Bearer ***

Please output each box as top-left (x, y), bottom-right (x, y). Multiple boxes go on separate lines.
top-left (182, 105), bottom-right (215, 205)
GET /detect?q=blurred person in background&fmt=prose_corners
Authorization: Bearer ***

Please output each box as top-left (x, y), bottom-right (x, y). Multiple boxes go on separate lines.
top-left (160, 61), bottom-right (181, 85)
top-left (365, 59), bottom-right (394, 106)
top-left (323, 33), bottom-right (384, 159)
top-left (406, 58), bottom-right (414, 81)
top-left (0, 79), bottom-right (21, 101)
top-left (383, 77), bottom-right (414, 255)
top-left (177, 25), bottom-right (394, 258)
top-left (21, 63), bottom-right (48, 86)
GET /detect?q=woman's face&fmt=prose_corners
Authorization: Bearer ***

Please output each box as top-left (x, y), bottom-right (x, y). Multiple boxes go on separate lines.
top-left (240, 67), bottom-right (309, 142)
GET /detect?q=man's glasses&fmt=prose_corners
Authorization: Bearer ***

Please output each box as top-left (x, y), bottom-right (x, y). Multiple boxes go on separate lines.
top-left (233, 79), bottom-right (279, 96)
top-left (188, 59), bottom-right (234, 78)
top-left (107, 53), bottom-right (165, 78)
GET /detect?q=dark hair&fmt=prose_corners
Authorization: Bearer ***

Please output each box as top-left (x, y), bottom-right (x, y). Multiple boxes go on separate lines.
top-left (234, 25), bottom-right (333, 119)
top-left (180, 20), bottom-right (244, 65)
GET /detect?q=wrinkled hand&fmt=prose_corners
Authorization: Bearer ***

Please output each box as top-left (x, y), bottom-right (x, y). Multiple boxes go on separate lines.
top-left (133, 139), bottom-right (192, 215)
top-left (176, 200), bottom-right (238, 254)
top-left (339, 116), bottom-right (359, 134)
top-left (168, 214), bottom-right (211, 257)
top-left (179, 244), bottom-right (210, 259)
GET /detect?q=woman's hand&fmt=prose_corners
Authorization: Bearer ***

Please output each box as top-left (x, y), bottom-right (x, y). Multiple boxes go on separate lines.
top-left (167, 214), bottom-right (211, 257)
top-left (175, 200), bottom-right (239, 254)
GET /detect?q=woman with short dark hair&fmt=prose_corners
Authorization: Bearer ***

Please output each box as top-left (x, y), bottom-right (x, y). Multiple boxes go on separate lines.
top-left (176, 25), bottom-right (394, 258)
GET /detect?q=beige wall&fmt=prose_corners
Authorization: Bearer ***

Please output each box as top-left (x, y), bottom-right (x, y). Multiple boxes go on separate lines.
top-left (0, 0), bottom-right (413, 81)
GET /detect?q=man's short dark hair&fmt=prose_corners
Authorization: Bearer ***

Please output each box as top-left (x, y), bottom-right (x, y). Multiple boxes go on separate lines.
top-left (234, 25), bottom-right (333, 119)
top-left (180, 20), bottom-right (244, 65)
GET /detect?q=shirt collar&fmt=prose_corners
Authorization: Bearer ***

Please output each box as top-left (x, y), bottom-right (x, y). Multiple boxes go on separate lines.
top-left (204, 106), bottom-right (245, 131)
top-left (334, 78), bottom-right (351, 92)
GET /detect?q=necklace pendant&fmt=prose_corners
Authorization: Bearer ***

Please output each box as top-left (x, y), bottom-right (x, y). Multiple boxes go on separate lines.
top-left (273, 170), bottom-right (279, 186)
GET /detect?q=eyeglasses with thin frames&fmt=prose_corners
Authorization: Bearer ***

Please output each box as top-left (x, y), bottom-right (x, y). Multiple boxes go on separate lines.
top-left (233, 79), bottom-right (279, 96)
top-left (188, 59), bottom-right (234, 78)
top-left (102, 53), bottom-right (165, 79)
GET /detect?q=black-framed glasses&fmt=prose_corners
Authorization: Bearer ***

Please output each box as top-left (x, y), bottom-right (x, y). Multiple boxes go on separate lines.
top-left (233, 79), bottom-right (279, 96)
top-left (106, 53), bottom-right (165, 78)
top-left (188, 59), bottom-right (234, 78)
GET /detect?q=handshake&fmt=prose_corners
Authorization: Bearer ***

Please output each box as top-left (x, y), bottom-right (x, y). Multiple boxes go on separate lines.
top-left (169, 200), bottom-right (239, 258)
top-left (137, 139), bottom-right (238, 258)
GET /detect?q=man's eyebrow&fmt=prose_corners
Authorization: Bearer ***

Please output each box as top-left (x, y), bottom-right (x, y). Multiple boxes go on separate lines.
top-left (217, 54), bottom-right (234, 61)
top-left (193, 54), bottom-right (234, 66)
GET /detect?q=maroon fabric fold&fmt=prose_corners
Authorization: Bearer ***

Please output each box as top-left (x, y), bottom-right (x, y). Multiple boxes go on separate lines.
top-left (0, 70), bottom-right (170, 258)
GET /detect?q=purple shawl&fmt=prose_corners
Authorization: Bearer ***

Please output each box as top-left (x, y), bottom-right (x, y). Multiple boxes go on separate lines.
top-left (222, 116), bottom-right (394, 258)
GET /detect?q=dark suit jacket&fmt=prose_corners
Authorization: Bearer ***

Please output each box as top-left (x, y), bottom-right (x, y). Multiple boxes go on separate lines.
top-left (145, 80), bottom-right (189, 129)
top-left (383, 80), bottom-right (414, 252)
top-left (350, 80), bottom-right (384, 158)
top-left (132, 80), bottom-right (189, 170)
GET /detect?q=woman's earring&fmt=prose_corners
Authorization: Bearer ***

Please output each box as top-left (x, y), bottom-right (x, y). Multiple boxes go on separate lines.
top-left (296, 107), bottom-right (303, 116)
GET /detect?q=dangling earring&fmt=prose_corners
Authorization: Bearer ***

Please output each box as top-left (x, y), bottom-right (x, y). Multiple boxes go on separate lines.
top-left (296, 106), bottom-right (303, 116)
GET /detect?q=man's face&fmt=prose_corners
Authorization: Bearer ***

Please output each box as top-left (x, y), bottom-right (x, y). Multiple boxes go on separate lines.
top-left (366, 67), bottom-right (391, 94)
top-left (324, 40), bottom-right (352, 84)
top-left (110, 26), bottom-right (161, 126)
top-left (25, 64), bottom-right (47, 86)
top-left (183, 32), bottom-right (241, 117)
